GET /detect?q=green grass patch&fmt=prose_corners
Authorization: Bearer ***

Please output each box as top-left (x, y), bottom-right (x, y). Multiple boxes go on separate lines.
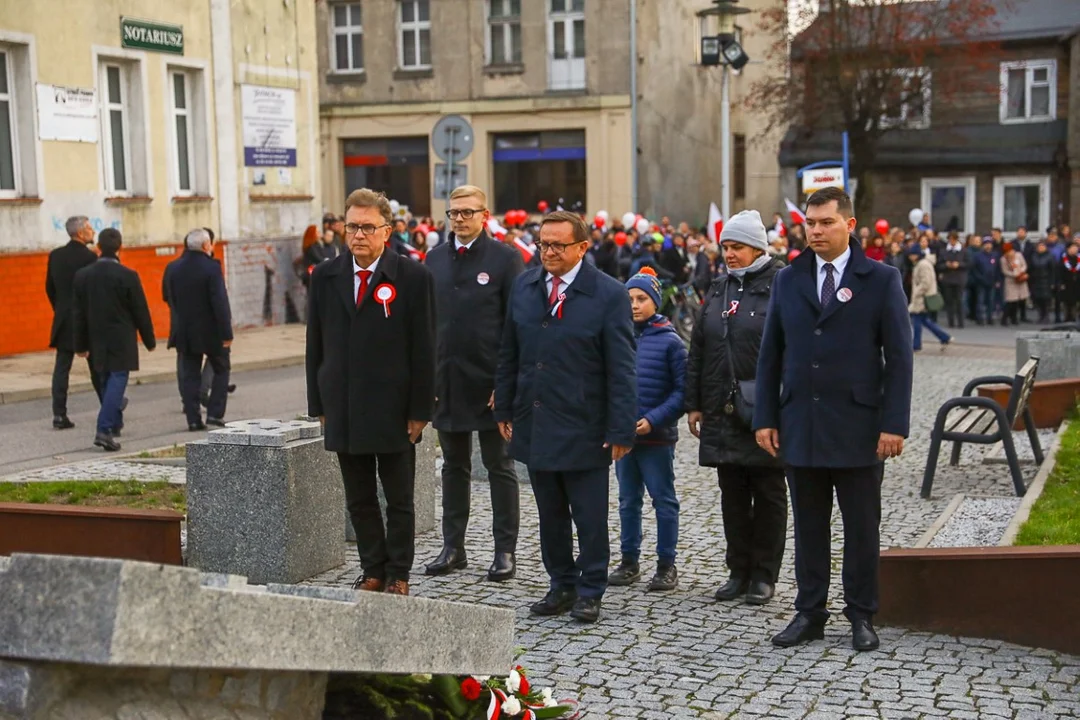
top-left (136, 444), bottom-right (186, 459)
top-left (0, 480), bottom-right (186, 513)
top-left (1015, 420), bottom-right (1080, 546)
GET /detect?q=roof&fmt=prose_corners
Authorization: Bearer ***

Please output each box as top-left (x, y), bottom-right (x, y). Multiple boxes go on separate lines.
top-left (778, 120), bottom-right (1067, 168)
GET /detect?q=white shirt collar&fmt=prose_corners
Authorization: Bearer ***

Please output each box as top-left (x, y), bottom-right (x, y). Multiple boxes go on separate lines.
top-left (816, 245), bottom-right (851, 278)
top-left (352, 254), bottom-right (381, 274)
top-left (547, 259), bottom-right (584, 287)
top-left (454, 234), bottom-right (481, 251)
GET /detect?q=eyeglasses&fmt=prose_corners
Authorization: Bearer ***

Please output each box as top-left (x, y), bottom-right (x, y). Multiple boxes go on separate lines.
top-left (344, 223), bottom-right (390, 236)
top-left (538, 240), bottom-right (586, 255)
top-left (445, 208), bottom-right (486, 220)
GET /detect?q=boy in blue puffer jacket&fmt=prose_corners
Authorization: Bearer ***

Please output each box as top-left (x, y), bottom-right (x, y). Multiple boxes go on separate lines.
top-left (610, 269), bottom-right (688, 591)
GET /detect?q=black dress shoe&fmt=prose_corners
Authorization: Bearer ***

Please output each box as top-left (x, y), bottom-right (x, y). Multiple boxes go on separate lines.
top-left (745, 580), bottom-right (775, 605)
top-left (188, 421), bottom-right (208, 431)
top-left (53, 416), bottom-right (75, 430)
top-left (206, 417), bottom-right (226, 428)
top-left (227, 384), bottom-right (237, 394)
top-left (646, 563), bottom-right (678, 592)
top-left (714, 576), bottom-right (749, 601)
top-left (569, 597), bottom-right (601, 623)
top-left (487, 552), bottom-right (516, 582)
top-left (851, 618), bottom-right (880, 651)
top-left (93, 432), bottom-right (121, 452)
top-left (529, 588), bottom-right (577, 616)
top-left (608, 556), bottom-right (641, 586)
top-left (771, 615), bottom-right (826, 648)
top-left (424, 546), bottom-right (467, 576)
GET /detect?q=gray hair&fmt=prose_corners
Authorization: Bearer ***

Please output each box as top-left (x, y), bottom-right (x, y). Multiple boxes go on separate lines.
top-left (65, 216), bottom-right (89, 238)
top-left (185, 228), bottom-right (212, 250)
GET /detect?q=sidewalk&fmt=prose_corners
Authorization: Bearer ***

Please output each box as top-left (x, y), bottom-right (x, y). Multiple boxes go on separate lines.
top-left (0, 325), bottom-right (307, 404)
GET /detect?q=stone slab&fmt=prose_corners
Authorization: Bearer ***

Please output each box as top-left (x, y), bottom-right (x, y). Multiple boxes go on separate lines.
top-left (1015, 331), bottom-right (1080, 380)
top-left (0, 554), bottom-right (515, 675)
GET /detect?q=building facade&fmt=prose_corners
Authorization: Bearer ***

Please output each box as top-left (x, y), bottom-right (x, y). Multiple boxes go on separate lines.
top-left (0, 0), bottom-right (319, 356)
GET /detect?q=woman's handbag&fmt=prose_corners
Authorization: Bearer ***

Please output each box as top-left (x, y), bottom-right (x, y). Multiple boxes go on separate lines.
top-left (720, 282), bottom-right (756, 428)
top-left (924, 293), bottom-right (945, 313)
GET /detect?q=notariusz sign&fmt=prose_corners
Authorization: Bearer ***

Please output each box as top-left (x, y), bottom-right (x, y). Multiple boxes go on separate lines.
top-left (120, 17), bottom-right (184, 55)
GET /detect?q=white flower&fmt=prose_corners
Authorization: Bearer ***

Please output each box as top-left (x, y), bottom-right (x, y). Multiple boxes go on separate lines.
top-left (474, 675), bottom-right (490, 682)
top-left (541, 687), bottom-right (557, 707)
top-left (507, 669), bottom-right (522, 693)
top-left (502, 696), bottom-right (522, 716)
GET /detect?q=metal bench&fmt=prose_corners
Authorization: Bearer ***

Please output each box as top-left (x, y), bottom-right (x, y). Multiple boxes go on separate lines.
top-left (921, 357), bottom-right (1043, 499)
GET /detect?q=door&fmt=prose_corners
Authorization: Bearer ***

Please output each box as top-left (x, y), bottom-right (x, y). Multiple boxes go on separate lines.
top-left (548, 0), bottom-right (585, 91)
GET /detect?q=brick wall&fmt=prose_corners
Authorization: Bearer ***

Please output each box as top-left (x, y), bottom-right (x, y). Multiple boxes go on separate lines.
top-left (222, 236), bottom-right (308, 329)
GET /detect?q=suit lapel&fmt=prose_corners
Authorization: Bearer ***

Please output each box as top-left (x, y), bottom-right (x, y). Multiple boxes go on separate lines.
top-left (335, 256), bottom-right (357, 315)
top-left (793, 253), bottom-right (821, 314)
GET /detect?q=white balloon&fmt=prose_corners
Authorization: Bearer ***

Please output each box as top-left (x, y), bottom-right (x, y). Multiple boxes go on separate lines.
top-left (426, 231), bottom-right (440, 246)
top-left (596, 210), bottom-right (610, 222)
top-left (622, 212), bottom-right (637, 228)
top-left (635, 218), bottom-right (650, 234)
top-left (908, 208), bottom-right (924, 226)
top-left (389, 199), bottom-right (401, 214)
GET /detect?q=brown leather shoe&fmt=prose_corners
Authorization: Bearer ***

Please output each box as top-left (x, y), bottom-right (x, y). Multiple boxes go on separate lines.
top-left (384, 579), bottom-right (410, 596)
top-left (353, 576), bottom-right (384, 592)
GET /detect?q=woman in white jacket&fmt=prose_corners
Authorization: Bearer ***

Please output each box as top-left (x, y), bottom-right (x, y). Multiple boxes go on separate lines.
top-left (907, 244), bottom-right (952, 352)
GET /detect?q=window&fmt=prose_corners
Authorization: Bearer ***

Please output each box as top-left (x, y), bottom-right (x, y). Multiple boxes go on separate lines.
top-left (993, 175), bottom-right (1051, 237)
top-left (342, 137), bottom-right (430, 216)
top-left (488, 0), bottom-right (521, 66)
top-left (101, 63), bottom-right (131, 193)
top-left (0, 49), bottom-right (17, 194)
top-left (0, 37), bottom-right (39, 199)
top-left (169, 71), bottom-right (195, 195)
top-left (733, 134), bottom-right (746, 200)
top-left (1001, 60), bottom-right (1056, 123)
top-left (879, 68), bottom-right (931, 129)
top-left (331, 3), bottom-right (364, 72)
top-left (921, 177), bottom-right (976, 236)
top-left (492, 130), bottom-right (586, 211)
top-left (548, 0), bottom-right (585, 90)
top-left (398, 0), bottom-right (431, 70)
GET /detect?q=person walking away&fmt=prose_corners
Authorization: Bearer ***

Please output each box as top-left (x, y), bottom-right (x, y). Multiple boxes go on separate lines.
top-left (1027, 241), bottom-right (1056, 324)
top-left (936, 231), bottom-right (968, 329)
top-left (608, 269), bottom-right (686, 592)
top-left (423, 185), bottom-right (524, 582)
top-left (306, 189), bottom-right (436, 597)
top-left (1000, 243), bottom-right (1030, 327)
top-left (754, 188), bottom-right (913, 651)
top-left (1061, 243), bottom-right (1080, 322)
top-left (46, 216), bottom-right (101, 429)
top-left (164, 228), bottom-right (235, 430)
top-left (908, 245), bottom-right (952, 352)
top-left (495, 211), bottom-right (637, 624)
top-left (71, 229), bottom-right (156, 451)
top-left (686, 210), bottom-right (787, 606)
top-left (970, 239), bottom-right (999, 325)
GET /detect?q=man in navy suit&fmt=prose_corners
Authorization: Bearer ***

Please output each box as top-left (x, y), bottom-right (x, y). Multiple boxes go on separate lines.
top-left (754, 187), bottom-right (913, 652)
top-left (495, 211), bottom-right (637, 623)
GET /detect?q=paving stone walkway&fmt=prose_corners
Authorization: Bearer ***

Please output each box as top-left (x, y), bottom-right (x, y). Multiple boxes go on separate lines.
top-left (309, 350), bottom-right (1080, 719)
top-left (1, 459), bottom-right (185, 484)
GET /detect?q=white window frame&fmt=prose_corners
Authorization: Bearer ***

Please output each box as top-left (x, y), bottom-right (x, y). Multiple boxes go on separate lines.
top-left (0, 46), bottom-right (20, 198)
top-left (993, 175), bottom-right (1051, 238)
top-left (93, 46), bottom-right (151, 199)
top-left (397, 0), bottom-right (431, 70)
top-left (100, 62), bottom-right (133, 196)
top-left (487, 0), bottom-right (522, 66)
top-left (0, 33), bottom-right (41, 201)
top-left (330, 2), bottom-right (364, 74)
top-left (920, 177), bottom-right (976, 237)
top-left (547, 0), bottom-right (586, 91)
top-left (169, 70), bottom-right (195, 196)
top-left (1000, 59), bottom-right (1056, 124)
top-left (163, 59), bottom-right (212, 199)
top-left (879, 67), bottom-right (931, 130)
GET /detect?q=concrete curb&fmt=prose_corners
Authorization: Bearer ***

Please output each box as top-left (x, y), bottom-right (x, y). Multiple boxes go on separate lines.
top-left (0, 355), bottom-right (305, 405)
top-left (997, 420), bottom-right (1071, 546)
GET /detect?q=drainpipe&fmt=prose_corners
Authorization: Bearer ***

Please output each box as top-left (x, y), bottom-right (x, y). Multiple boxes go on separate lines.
top-left (630, 0), bottom-right (639, 212)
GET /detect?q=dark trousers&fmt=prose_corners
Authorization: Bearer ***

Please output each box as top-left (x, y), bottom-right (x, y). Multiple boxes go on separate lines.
top-left (338, 449), bottom-right (416, 581)
top-left (1033, 297), bottom-right (1050, 323)
top-left (940, 284), bottom-right (964, 328)
top-left (529, 467), bottom-right (610, 599)
top-left (180, 351), bottom-right (230, 425)
top-left (965, 283), bottom-right (978, 320)
top-left (96, 371), bottom-right (129, 434)
top-left (51, 350), bottom-right (101, 417)
top-left (175, 352), bottom-right (217, 402)
top-left (787, 464), bottom-right (883, 624)
top-left (438, 429), bottom-right (520, 553)
top-left (717, 464), bottom-right (787, 584)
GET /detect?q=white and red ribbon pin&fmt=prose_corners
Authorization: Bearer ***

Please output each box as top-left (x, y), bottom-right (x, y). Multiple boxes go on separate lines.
top-left (374, 283), bottom-right (397, 318)
top-left (551, 292), bottom-right (567, 319)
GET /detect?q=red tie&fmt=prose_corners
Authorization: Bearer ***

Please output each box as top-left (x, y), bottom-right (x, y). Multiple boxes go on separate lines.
top-left (548, 276), bottom-right (562, 307)
top-left (356, 270), bottom-right (372, 307)
top-left (457, 246), bottom-right (467, 257)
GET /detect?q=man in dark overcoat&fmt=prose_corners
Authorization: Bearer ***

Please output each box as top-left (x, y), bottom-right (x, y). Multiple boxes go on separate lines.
top-left (423, 185), bottom-right (525, 581)
top-left (306, 188), bottom-right (436, 597)
top-left (164, 228), bottom-right (234, 431)
top-left (46, 215), bottom-right (101, 428)
top-left (754, 187), bottom-right (913, 652)
top-left (495, 211), bottom-right (637, 623)
top-left (72, 228), bottom-right (156, 452)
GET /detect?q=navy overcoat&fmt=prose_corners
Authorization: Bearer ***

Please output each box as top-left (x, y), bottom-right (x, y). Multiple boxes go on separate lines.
top-left (753, 239), bottom-right (913, 468)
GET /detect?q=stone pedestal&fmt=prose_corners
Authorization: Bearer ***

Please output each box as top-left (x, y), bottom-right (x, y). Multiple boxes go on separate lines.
top-left (345, 430), bottom-right (437, 543)
top-left (187, 420), bottom-right (344, 585)
top-left (1016, 331), bottom-right (1080, 380)
top-left (469, 436), bottom-right (530, 485)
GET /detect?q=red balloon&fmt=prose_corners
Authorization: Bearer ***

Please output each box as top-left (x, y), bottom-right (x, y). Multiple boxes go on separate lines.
top-left (614, 231), bottom-right (628, 246)
top-left (538, 200), bottom-right (549, 213)
top-left (594, 215), bottom-right (606, 229)
top-left (875, 219), bottom-right (890, 236)
top-left (516, 210), bottom-right (528, 225)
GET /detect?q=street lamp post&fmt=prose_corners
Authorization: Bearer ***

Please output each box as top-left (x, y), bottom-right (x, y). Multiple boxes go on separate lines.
top-left (698, 0), bottom-right (751, 221)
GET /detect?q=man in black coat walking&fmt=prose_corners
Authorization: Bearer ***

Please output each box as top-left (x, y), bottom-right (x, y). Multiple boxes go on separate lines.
top-left (423, 185), bottom-right (525, 582)
top-left (46, 215), bottom-right (101, 428)
top-left (72, 229), bottom-right (156, 452)
top-left (164, 228), bottom-right (234, 431)
top-left (306, 188), bottom-right (436, 597)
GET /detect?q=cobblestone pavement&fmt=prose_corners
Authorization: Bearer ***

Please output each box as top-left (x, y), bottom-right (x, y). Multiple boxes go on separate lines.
top-left (310, 350), bottom-right (1080, 719)
top-left (1, 459), bottom-right (185, 484)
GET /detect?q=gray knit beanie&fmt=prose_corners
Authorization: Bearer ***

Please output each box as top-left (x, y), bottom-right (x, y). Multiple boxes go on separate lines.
top-left (719, 210), bottom-right (768, 253)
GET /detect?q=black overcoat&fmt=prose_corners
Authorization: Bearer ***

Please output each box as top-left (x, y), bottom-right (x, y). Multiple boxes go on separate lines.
top-left (46, 240), bottom-right (98, 351)
top-left (306, 249), bottom-right (436, 455)
top-left (162, 250), bottom-right (233, 355)
top-left (425, 232), bottom-right (524, 432)
top-left (72, 258), bottom-right (156, 372)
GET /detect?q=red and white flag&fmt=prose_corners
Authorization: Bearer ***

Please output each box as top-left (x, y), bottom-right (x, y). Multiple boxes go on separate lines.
top-left (785, 198), bottom-right (806, 226)
top-left (707, 202), bottom-right (723, 244)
